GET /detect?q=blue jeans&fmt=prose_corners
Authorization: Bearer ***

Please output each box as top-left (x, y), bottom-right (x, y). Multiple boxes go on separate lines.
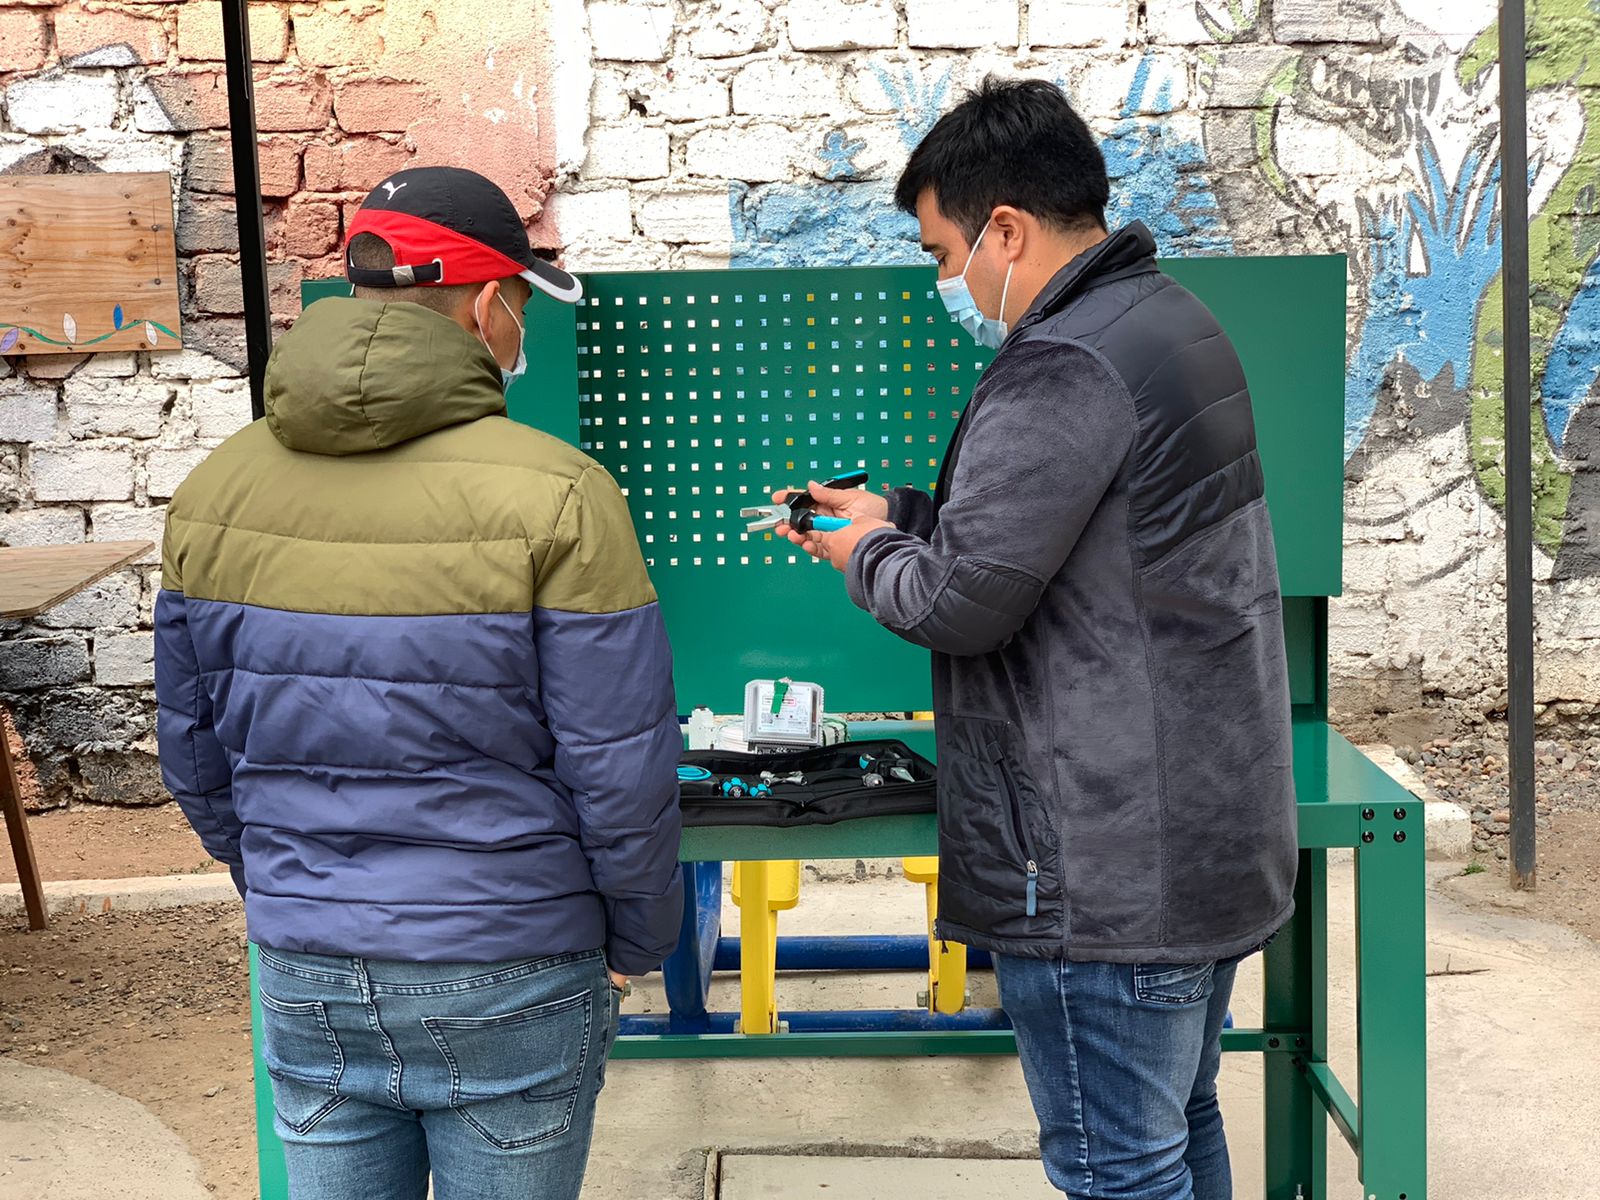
top-left (995, 954), bottom-right (1239, 1200)
top-left (257, 946), bottom-right (620, 1200)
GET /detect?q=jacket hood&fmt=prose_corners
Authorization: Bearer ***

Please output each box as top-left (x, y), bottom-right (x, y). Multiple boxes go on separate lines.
top-left (263, 297), bottom-right (506, 455)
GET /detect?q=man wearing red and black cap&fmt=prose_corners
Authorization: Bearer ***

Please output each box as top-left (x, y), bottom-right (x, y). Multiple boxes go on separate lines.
top-left (156, 166), bottom-right (681, 1199)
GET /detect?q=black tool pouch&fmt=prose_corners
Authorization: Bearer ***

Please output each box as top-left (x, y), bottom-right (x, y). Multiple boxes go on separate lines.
top-left (679, 739), bottom-right (936, 828)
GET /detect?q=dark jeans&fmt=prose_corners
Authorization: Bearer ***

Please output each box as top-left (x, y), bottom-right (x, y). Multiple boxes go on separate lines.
top-left (995, 954), bottom-right (1239, 1200)
top-left (257, 946), bottom-right (620, 1200)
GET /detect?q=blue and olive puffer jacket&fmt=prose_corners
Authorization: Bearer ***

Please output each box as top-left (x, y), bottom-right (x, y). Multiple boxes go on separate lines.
top-left (154, 298), bottom-right (683, 975)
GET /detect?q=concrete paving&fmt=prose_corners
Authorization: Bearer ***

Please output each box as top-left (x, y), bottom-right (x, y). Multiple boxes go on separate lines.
top-left (584, 860), bottom-right (1597, 1199)
top-left (0, 859), bottom-right (1592, 1198)
top-left (720, 1154), bottom-right (1061, 1198)
top-left (0, 1057), bottom-right (210, 1200)
top-left (0, 872), bottom-right (237, 922)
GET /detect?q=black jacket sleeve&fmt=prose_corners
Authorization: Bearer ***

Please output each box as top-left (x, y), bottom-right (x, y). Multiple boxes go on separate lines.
top-left (846, 338), bottom-right (1134, 656)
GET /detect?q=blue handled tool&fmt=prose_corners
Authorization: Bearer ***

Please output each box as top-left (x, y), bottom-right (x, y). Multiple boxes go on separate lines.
top-left (740, 470), bottom-right (869, 535)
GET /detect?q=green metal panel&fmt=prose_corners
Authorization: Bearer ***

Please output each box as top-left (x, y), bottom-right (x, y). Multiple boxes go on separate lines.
top-left (248, 947), bottom-right (290, 1196)
top-left (576, 258), bottom-right (1345, 712)
top-left (1159, 255), bottom-right (1346, 599)
top-left (1355, 810), bottom-right (1429, 1199)
top-left (1264, 856), bottom-right (1322, 1199)
top-left (1284, 596), bottom-right (1317, 707)
top-left (298, 279), bottom-right (579, 443)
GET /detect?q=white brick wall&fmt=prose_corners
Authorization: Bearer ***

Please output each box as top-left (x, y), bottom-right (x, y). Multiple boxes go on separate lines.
top-left (634, 187), bottom-right (736, 243)
top-left (686, 125), bottom-right (805, 183)
top-left (548, 188), bottom-right (636, 245)
top-left (906, 0), bottom-right (1020, 48)
top-left (1145, 0), bottom-right (1257, 44)
top-left (732, 60), bottom-right (846, 119)
top-left (786, 0), bottom-right (899, 51)
top-left (588, 2), bottom-right (674, 61)
top-left (145, 447), bottom-right (212, 501)
top-left (5, 71), bottom-right (120, 134)
top-left (689, 0), bottom-right (775, 57)
top-left (31, 446), bottom-right (137, 502)
top-left (0, 505), bottom-right (85, 546)
top-left (0, 384), bottom-right (58, 443)
top-left (1030, 0), bottom-right (1131, 47)
top-left (35, 577), bottom-right (141, 631)
top-left (64, 378), bottom-right (171, 440)
top-left (91, 504), bottom-right (166, 566)
top-left (188, 379), bottom-right (253, 440)
top-left (582, 122), bottom-right (671, 180)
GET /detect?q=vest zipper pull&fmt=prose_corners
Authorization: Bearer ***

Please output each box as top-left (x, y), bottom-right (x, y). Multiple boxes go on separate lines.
top-left (1025, 861), bottom-right (1039, 917)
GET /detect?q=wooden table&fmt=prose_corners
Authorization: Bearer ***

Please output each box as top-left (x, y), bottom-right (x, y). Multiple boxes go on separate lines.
top-left (1, 541), bottom-right (153, 929)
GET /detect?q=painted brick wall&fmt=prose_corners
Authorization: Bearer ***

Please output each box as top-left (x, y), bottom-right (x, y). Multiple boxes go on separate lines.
top-left (559, 0), bottom-right (1600, 744)
top-left (4, 0), bottom-right (1599, 808)
top-left (0, 0), bottom-right (579, 807)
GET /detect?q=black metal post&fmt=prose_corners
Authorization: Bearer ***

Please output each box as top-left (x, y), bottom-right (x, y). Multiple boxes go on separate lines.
top-left (1499, 0), bottom-right (1537, 890)
top-left (220, 0), bottom-right (273, 420)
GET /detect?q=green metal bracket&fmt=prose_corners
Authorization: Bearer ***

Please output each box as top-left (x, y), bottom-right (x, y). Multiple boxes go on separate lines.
top-left (1302, 1060), bottom-right (1361, 1153)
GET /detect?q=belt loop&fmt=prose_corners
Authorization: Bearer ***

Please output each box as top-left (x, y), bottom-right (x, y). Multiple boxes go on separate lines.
top-left (353, 956), bottom-right (371, 1003)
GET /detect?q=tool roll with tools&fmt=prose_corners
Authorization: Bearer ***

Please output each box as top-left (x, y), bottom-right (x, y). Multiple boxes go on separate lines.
top-left (678, 741), bottom-right (936, 828)
top-left (677, 676), bottom-right (937, 827)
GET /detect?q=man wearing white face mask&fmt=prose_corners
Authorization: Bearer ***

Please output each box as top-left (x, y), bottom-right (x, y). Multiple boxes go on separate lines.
top-left (156, 166), bottom-right (682, 1199)
top-left (778, 80), bottom-right (1295, 1200)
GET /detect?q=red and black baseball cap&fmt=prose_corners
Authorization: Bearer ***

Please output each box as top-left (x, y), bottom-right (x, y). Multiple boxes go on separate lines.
top-left (345, 166), bottom-right (582, 303)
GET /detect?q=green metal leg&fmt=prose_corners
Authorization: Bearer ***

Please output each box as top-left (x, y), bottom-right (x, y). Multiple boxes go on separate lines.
top-left (249, 946), bottom-right (291, 1200)
top-left (1355, 810), bottom-right (1428, 1199)
top-left (1264, 849), bottom-right (1327, 1199)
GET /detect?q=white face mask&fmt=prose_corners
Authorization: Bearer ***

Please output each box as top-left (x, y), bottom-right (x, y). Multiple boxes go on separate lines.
top-left (935, 218), bottom-right (1014, 350)
top-left (476, 290), bottom-right (527, 392)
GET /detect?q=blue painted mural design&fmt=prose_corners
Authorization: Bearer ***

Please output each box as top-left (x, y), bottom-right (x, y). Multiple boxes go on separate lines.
top-left (1344, 130), bottom-right (1504, 455)
top-left (729, 56), bottom-right (1231, 268)
top-left (1101, 58), bottom-right (1232, 257)
top-left (1543, 263), bottom-right (1600, 445)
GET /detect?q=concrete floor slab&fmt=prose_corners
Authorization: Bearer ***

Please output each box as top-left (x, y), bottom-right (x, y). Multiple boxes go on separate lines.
top-left (582, 861), bottom-right (1598, 1199)
top-left (0, 1058), bottom-right (211, 1200)
top-left (718, 1154), bottom-right (1059, 1198)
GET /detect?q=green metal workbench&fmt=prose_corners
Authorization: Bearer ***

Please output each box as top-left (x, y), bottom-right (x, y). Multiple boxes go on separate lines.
top-left (259, 258), bottom-right (1425, 1199)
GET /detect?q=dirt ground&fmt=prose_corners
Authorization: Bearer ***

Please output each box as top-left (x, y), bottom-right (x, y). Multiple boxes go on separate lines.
top-left (0, 793), bottom-right (1597, 1200)
top-left (0, 804), bottom-right (226, 884)
top-left (0, 904), bottom-right (256, 1199)
top-left (1444, 810), bottom-right (1600, 941)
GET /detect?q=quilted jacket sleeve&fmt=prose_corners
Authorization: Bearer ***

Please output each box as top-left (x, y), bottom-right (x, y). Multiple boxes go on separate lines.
top-left (847, 338), bottom-right (1135, 656)
top-left (154, 582), bottom-right (245, 892)
top-left (532, 466), bottom-right (683, 976)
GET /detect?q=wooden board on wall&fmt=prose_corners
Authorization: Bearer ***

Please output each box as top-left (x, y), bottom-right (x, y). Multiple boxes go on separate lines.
top-left (0, 172), bottom-right (182, 356)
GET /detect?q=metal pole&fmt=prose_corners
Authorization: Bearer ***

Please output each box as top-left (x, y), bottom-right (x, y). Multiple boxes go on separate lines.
top-left (220, 0), bottom-right (273, 420)
top-left (1499, 0), bottom-right (1536, 890)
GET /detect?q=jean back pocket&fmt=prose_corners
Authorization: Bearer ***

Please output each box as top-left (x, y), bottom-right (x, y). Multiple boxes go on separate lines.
top-left (259, 992), bottom-right (346, 1135)
top-left (424, 990), bottom-right (594, 1150)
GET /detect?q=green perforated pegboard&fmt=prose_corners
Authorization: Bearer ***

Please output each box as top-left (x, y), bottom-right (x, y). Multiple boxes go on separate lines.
top-left (576, 266), bottom-right (979, 712)
top-left (577, 259), bottom-right (1345, 713)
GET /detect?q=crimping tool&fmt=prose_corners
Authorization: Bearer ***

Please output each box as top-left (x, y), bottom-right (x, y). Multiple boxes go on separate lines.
top-left (741, 470), bottom-right (870, 535)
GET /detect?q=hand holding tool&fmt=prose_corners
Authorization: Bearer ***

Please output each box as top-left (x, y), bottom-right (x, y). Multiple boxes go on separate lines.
top-left (740, 470), bottom-right (869, 535)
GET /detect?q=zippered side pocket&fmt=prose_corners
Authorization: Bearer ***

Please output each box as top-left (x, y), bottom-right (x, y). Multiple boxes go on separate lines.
top-left (992, 739), bottom-right (1041, 918)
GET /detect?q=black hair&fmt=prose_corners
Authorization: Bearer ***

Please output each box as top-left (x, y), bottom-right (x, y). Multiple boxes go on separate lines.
top-left (894, 76), bottom-right (1109, 244)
